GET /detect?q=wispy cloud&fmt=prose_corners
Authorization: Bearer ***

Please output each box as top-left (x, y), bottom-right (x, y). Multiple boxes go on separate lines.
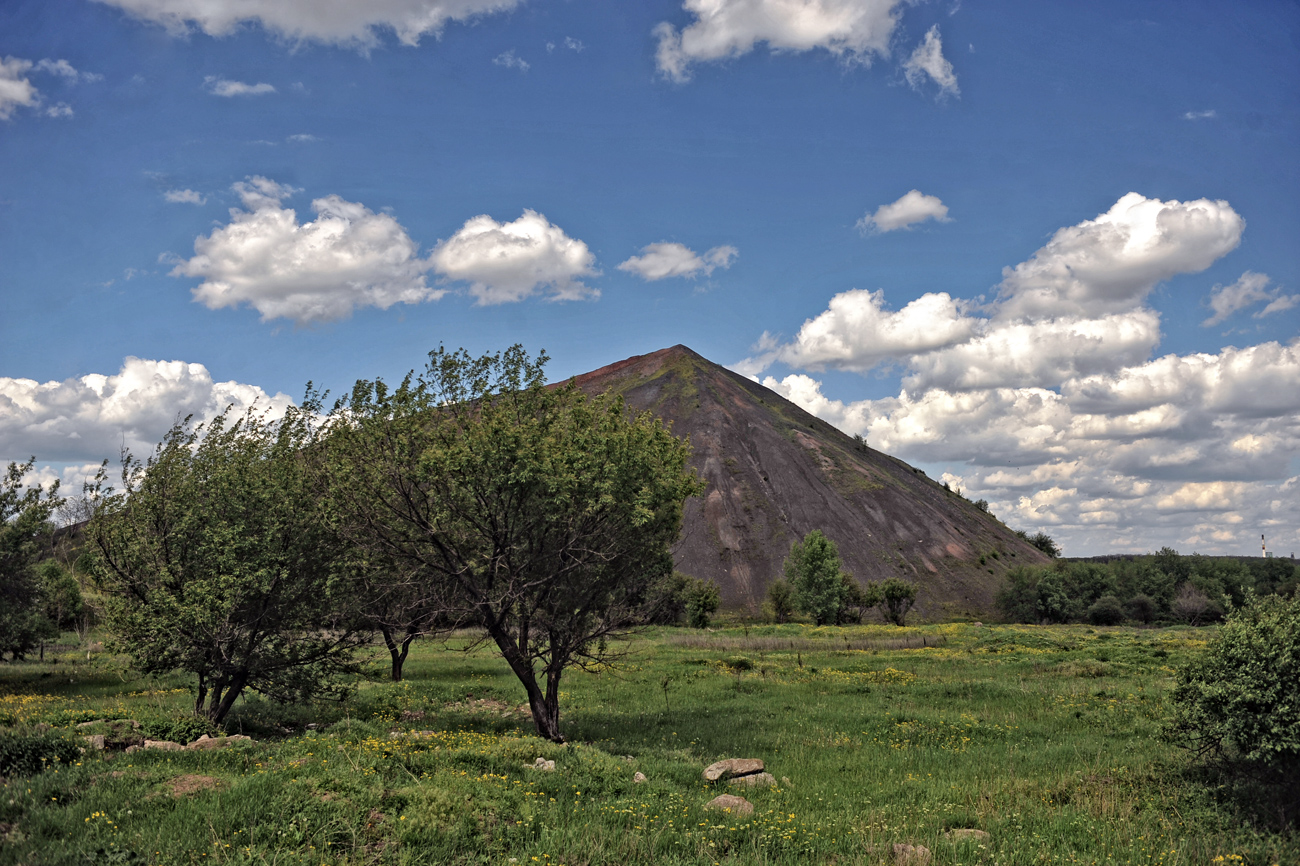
top-left (1182, 109), bottom-right (1216, 120)
top-left (492, 50), bottom-right (529, 72)
top-left (204, 76), bottom-right (276, 97)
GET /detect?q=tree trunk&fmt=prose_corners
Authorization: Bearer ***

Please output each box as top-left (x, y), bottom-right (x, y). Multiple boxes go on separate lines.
top-left (485, 623), bottom-right (565, 742)
top-left (208, 671), bottom-right (247, 724)
top-left (381, 625), bottom-right (417, 681)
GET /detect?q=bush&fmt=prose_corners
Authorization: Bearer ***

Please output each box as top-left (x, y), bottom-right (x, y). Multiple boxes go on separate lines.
top-left (765, 578), bottom-right (795, 623)
top-left (1167, 593), bottom-right (1300, 768)
top-left (139, 715), bottom-right (218, 744)
top-left (1085, 595), bottom-right (1124, 626)
top-left (1172, 583), bottom-right (1223, 625)
top-left (684, 577), bottom-right (720, 628)
top-left (1123, 593), bottom-right (1157, 624)
top-left (0, 730), bottom-right (81, 777)
top-left (877, 577), bottom-right (917, 626)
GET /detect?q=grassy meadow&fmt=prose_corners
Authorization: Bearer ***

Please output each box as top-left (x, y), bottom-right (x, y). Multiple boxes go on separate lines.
top-left (1, 622), bottom-right (1294, 865)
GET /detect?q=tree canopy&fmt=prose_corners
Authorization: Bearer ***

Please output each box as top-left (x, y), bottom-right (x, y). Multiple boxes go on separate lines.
top-left (87, 403), bottom-right (367, 723)
top-left (325, 346), bottom-right (701, 741)
top-left (784, 530), bottom-right (847, 626)
top-left (0, 459), bottom-right (63, 660)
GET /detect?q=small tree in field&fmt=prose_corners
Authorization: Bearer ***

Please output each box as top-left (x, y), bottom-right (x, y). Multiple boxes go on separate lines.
top-left (784, 530), bottom-right (846, 626)
top-left (877, 577), bottom-right (918, 626)
top-left (88, 404), bottom-right (367, 723)
top-left (764, 579), bottom-right (796, 623)
top-left (325, 346), bottom-right (701, 742)
top-left (1168, 594), bottom-right (1300, 773)
top-left (1, 460), bottom-right (62, 660)
top-left (684, 577), bottom-right (721, 628)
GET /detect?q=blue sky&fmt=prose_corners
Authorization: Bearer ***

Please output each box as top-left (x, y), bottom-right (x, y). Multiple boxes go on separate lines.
top-left (2, 0), bottom-right (1297, 556)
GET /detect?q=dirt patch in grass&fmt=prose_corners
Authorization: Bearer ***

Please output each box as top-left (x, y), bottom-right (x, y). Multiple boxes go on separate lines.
top-left (165, 774), bottom-right (223, 797)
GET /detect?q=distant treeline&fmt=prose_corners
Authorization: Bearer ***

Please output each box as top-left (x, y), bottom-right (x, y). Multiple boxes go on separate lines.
top-left (997, 548), bottom-right (1299, 626)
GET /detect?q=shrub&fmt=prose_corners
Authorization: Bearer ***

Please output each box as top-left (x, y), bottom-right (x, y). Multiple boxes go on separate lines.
top-left (684, 577), bottom-right (720, 628)
top-left (1086, 595), bottom-right (1124, 626)
top-left (1123, 593), bottom-right (1157, 624)
top-left (140, 715), bottom-right (218, 744)
top-left (765, 578), bottom-right (795, 623)
top-left (996, 567), bottom-right (1042, 623)
top-left (0, 730), bottom-right (81, 777)
top-left (877, 577), bottom-right (917, 626)
top-left (1167, 593), bottom-right (1300, 769)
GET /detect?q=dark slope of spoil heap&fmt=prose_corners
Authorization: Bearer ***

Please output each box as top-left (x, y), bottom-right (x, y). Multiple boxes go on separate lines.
top-left (568, 345), bottom-right (1049, 616)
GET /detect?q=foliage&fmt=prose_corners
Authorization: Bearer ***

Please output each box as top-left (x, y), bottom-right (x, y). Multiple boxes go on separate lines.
top-left (1168, 593), bottom-right (1300, 770)
top-left (783, 530), bottom-right (846, 626)
top-left (763, 578), bottom-right (795, 624)
top-left (683, 577), bottom-right (721, 629)
top-left (0, 458), bottom-right (63, 660)
top-left (325, 345), bottom-right (702, 741)
top-left (1123, 593), bottom-right (1157, 624)
top-left (87, 402), bottom-right (368, 723)
top-left (836, 575), bottom-right (878, 624)
top-left (0, 728), bottom-right (80, 776)
top-left (877, 577), bottom-right (917, 626)
top-left (1085, 595), bottom-right (1124, 626)
top-left (37, 560), bottom-right (83, 632)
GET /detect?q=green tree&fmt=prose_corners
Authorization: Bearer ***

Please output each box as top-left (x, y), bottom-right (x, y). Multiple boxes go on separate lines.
top-left (684, 577), bottom-right (721, 628)
top-left (0, 459), bottom-right (62, 660)
top-left (1017, 529), bottom-right (1060, 558)
top-left (88, 403), bottom-right (368, 724)
top-left (1168, 593), bottom-right (1300, 770)
top-left (37, 561), bottom-right (82, 634)
top-left (325, 346), bottom-right (701, 742)
top-left (784, 530), bottom-right (847, 626)
top-left (877, 577), bottom-right (918, 626)
top-left (764, 578), bottom-right (796, 623)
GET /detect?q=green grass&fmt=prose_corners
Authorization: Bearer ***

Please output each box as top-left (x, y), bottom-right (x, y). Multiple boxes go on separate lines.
top-left (0, 623), bottom-right (1294, 865)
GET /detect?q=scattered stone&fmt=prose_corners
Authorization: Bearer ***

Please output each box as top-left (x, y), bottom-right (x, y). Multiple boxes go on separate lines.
top-left (83, 734), bottom-right (105, 750)
top-left (944, 828), bottom-right (990, 843)
top-left (973, 622), bottom-right (983, 628)
top-left (144, 739), bottom-right (184, 751)
top-left (780, 776), bottom-right (793, 788)
top-left (185, 734), bottom-right (254, 751)
top-left (77, 720), bottom-right (100, 728)
top-left (531, 757), bottom-right (556, 771)
top-left (892, 843), bottom-right (932, 865)
top-left (703, 758), bottom-right (764, 782)
top-left (166, 774), bottom-right (222, 797)
top-left (632, 772), bottom-right (647, 783)
top-left (703, 794), bottom-right (753, 816)
top-left (729, 772), bottom-right (776, 788)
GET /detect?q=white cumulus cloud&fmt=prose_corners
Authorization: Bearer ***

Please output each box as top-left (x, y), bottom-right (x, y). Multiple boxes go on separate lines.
top-left (0, 357), bottom-right (293, 466)
top-left (744, 192), bottom-right (1299, 555)
top-left (204, 76), bottom-right (276, 96)
top-left (857, 189), bottom-right (950, 233)
top-left (901, 25), bottom-right (958, 97)
top-left (654, 0), bottom-right (902, 83)
top-left (164, 188), bottom-right (207, 205)
top-left (431, 210), bottom-right (598, 305)
top-left (1202, 271), bottom-right (1298, 326)
top-left (172, 176), bottom-right (442, 324)
top-left (1, 56), bottom-right (97, 120)
top-left (996, 192), bottom-right (1244, 320)
top-left (0, 57), bottom-right (41, 120)
top-left (761, 289), bottom-right (978, 373)
top-left (94, 0), bottom-right (523, 50)
top-left (618, 242), bottom-right (737, 281)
